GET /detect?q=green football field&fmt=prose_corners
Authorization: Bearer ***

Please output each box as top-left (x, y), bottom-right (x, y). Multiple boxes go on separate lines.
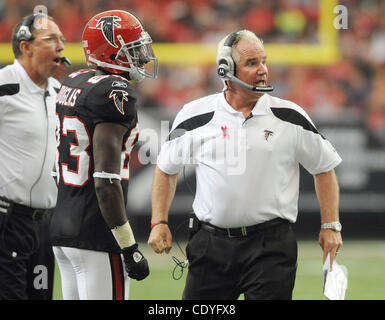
top-left (52, 240), bottom-right (385, 300)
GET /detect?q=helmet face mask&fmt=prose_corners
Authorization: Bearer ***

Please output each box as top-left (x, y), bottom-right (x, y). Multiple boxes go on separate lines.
top-left (115, 31), bottom-right (158, 81)
top-left (82, 10), bottom-right (158, 81)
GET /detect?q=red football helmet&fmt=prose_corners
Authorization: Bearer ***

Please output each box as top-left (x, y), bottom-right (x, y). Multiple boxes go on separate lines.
top-left (82, 10), bottom-right (158, 81)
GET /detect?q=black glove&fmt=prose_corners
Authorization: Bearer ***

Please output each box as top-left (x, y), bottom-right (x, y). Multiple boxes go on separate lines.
top-left (122, 243), bottom-right (149, 281)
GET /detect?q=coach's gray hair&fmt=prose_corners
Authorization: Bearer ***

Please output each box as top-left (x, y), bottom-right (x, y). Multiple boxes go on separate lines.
top-left (217, 30), bottom-right (264, 64)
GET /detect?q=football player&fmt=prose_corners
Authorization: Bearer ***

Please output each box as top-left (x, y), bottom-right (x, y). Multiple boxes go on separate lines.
top-left (50, 10), bottom-right (158, 300)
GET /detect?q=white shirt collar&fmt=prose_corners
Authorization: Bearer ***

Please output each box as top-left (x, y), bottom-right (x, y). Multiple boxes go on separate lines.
top-left (14, 59), bottom-right (47, 94)
top-left (220, 92), bottom-right (270, 116)
top-left (251, 93), bottom-right (270, 116)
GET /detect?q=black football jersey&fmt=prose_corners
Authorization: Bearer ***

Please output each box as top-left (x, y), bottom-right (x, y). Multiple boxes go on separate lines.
top-left (50, 69), bottom-right (139, 253)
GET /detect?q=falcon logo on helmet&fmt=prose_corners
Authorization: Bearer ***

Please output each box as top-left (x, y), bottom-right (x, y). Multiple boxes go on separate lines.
top-left (96, 16), bottom-right (121, 48)
top-left (109, 89), bottom-right (129, 115)
top-left (82, 10), bottom-right (158, 81)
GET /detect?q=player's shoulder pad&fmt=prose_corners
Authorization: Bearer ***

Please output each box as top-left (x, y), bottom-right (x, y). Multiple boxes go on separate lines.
top-left (86, 74), bottom-right (137, 124)
top-left (88, 74), bottom-right (137, 100)
top-left (171, 92), bottom-right (219, 131)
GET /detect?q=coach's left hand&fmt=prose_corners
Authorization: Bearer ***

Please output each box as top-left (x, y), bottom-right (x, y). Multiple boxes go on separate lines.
top-left (319, 229), bottom-right (343, 271)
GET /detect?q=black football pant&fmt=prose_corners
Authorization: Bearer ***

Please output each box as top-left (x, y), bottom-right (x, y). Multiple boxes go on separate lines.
top-left (26, 213), bottom-right (55, 300)
top-left (0, 210), bottom-right (54, 300)
top-left (182, 219), bottom-right (298, 300)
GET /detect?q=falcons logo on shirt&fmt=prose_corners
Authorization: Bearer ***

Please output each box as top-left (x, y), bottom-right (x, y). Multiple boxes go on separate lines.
top-left (264, 129), bottom-right (274, 141)
top-left (109, 90), bottom-right (129, 115)
top-left (96, 16), bottom-right (121, 48)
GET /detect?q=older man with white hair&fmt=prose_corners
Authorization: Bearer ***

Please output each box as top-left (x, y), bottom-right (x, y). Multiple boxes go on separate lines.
top-left (148, 30), bottom-right (343, 300)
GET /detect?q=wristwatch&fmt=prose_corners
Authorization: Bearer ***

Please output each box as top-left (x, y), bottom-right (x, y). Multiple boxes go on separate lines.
top-left (321, 221), bottom-right (342, 232)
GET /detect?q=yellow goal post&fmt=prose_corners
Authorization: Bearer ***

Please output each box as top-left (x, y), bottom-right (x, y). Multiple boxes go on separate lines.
top-left (0, 0), bottom-right (340, 66)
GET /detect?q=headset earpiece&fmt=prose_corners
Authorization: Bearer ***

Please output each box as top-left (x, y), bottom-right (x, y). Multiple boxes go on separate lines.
top-left (216, 31), bottom-right (240, 79)
top-left (16, 13), bottom-right (46, 42)
top-left (16, 15), bottom-right (35, 41)
top-left (217, 56), bottom-right (233, 80)
top-left (16, 25), bottom-right (32, 41)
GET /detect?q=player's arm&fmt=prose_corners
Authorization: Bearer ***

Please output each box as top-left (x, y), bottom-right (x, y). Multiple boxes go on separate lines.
top-left (93, 122), bottom-right (149, 280)
top-left (148, 165), bottom-right (178, 254)
top-left (314, 169), bottom-right (343, 270)
top-left (93, 122), bottom-right (128, 228)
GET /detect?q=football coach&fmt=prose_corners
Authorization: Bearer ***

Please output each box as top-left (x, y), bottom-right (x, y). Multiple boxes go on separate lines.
top-left (0, 12), bottom-right (65, 299)
top-left (148, 30), bottom-right (343, 300)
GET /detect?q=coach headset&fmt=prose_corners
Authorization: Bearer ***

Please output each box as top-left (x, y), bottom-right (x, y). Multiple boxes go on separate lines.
top-left (16, 13), bottom-right (71, 66)
top-left (217, 30), bottom-right (273, 93)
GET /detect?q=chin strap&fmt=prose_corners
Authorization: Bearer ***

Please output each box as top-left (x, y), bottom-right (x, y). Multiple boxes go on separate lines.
top-left (88, 56), bottom-right (130, 73)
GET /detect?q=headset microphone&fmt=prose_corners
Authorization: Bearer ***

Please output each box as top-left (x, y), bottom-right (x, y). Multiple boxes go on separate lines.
top-left (226, 72), bottom-right (274, 92)
top-left (60, 57), bottom-right (71, 67)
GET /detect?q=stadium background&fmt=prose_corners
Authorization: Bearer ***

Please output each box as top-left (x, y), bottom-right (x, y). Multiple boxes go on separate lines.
top-left (0, 0), bottom-right (384, 299)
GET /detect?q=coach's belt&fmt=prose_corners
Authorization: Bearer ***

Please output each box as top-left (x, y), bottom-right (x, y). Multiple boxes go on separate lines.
top-left (14, 203), bottom-right (49, 221)
top-left (200, 218), bottom-right (288, 238)
top-left (0, 196), bottom-right (48, 221)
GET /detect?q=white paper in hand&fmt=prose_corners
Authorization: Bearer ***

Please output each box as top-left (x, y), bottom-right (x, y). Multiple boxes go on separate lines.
top-left (322, 253), bottom-right (348, 300)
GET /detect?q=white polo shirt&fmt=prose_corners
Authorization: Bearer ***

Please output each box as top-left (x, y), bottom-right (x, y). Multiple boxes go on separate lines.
top-left (0, 59), bottom-right (60, 209)
top-left (157, 92), bottom-right (342, 228)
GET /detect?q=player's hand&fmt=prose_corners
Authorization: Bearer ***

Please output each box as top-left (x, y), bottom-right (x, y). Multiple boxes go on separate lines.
top-left (122, 243), bottom-right (149, 281)
top-left (148, 224), bottom-right (172, 254)
top-left (318, 229), bottom-right (343, 271)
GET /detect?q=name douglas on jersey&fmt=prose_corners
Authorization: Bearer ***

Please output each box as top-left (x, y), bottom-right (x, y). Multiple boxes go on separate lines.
top-left (56, 85), bottom-right (82, 107)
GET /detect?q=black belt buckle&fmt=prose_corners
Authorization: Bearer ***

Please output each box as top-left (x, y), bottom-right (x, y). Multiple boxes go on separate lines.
top-left (32, 209), bottom-right (46, 220)
top-left (226, 226), bottom-right (248, 238)
top-left (0, 196), bottom-right (13, 215)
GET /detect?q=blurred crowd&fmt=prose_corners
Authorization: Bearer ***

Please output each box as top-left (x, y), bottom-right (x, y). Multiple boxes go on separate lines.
top-left (1, 0), bottom-right (384, 136)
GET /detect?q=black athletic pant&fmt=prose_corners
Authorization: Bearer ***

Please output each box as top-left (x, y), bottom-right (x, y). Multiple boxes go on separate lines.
top-left (182, 219), bottom-right (298, 300)
top-left (0, 209), bottom-right (54, 300)
top-left (26, 213), bottom-right (55, 300)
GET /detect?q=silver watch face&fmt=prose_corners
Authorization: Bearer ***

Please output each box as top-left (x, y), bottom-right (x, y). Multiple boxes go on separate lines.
top-left (334, 222), bottom-right (342, 232)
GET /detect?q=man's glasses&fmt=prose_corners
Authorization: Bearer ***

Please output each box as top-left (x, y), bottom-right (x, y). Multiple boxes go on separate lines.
top-left (37, 35), bottom-right (66, 46)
